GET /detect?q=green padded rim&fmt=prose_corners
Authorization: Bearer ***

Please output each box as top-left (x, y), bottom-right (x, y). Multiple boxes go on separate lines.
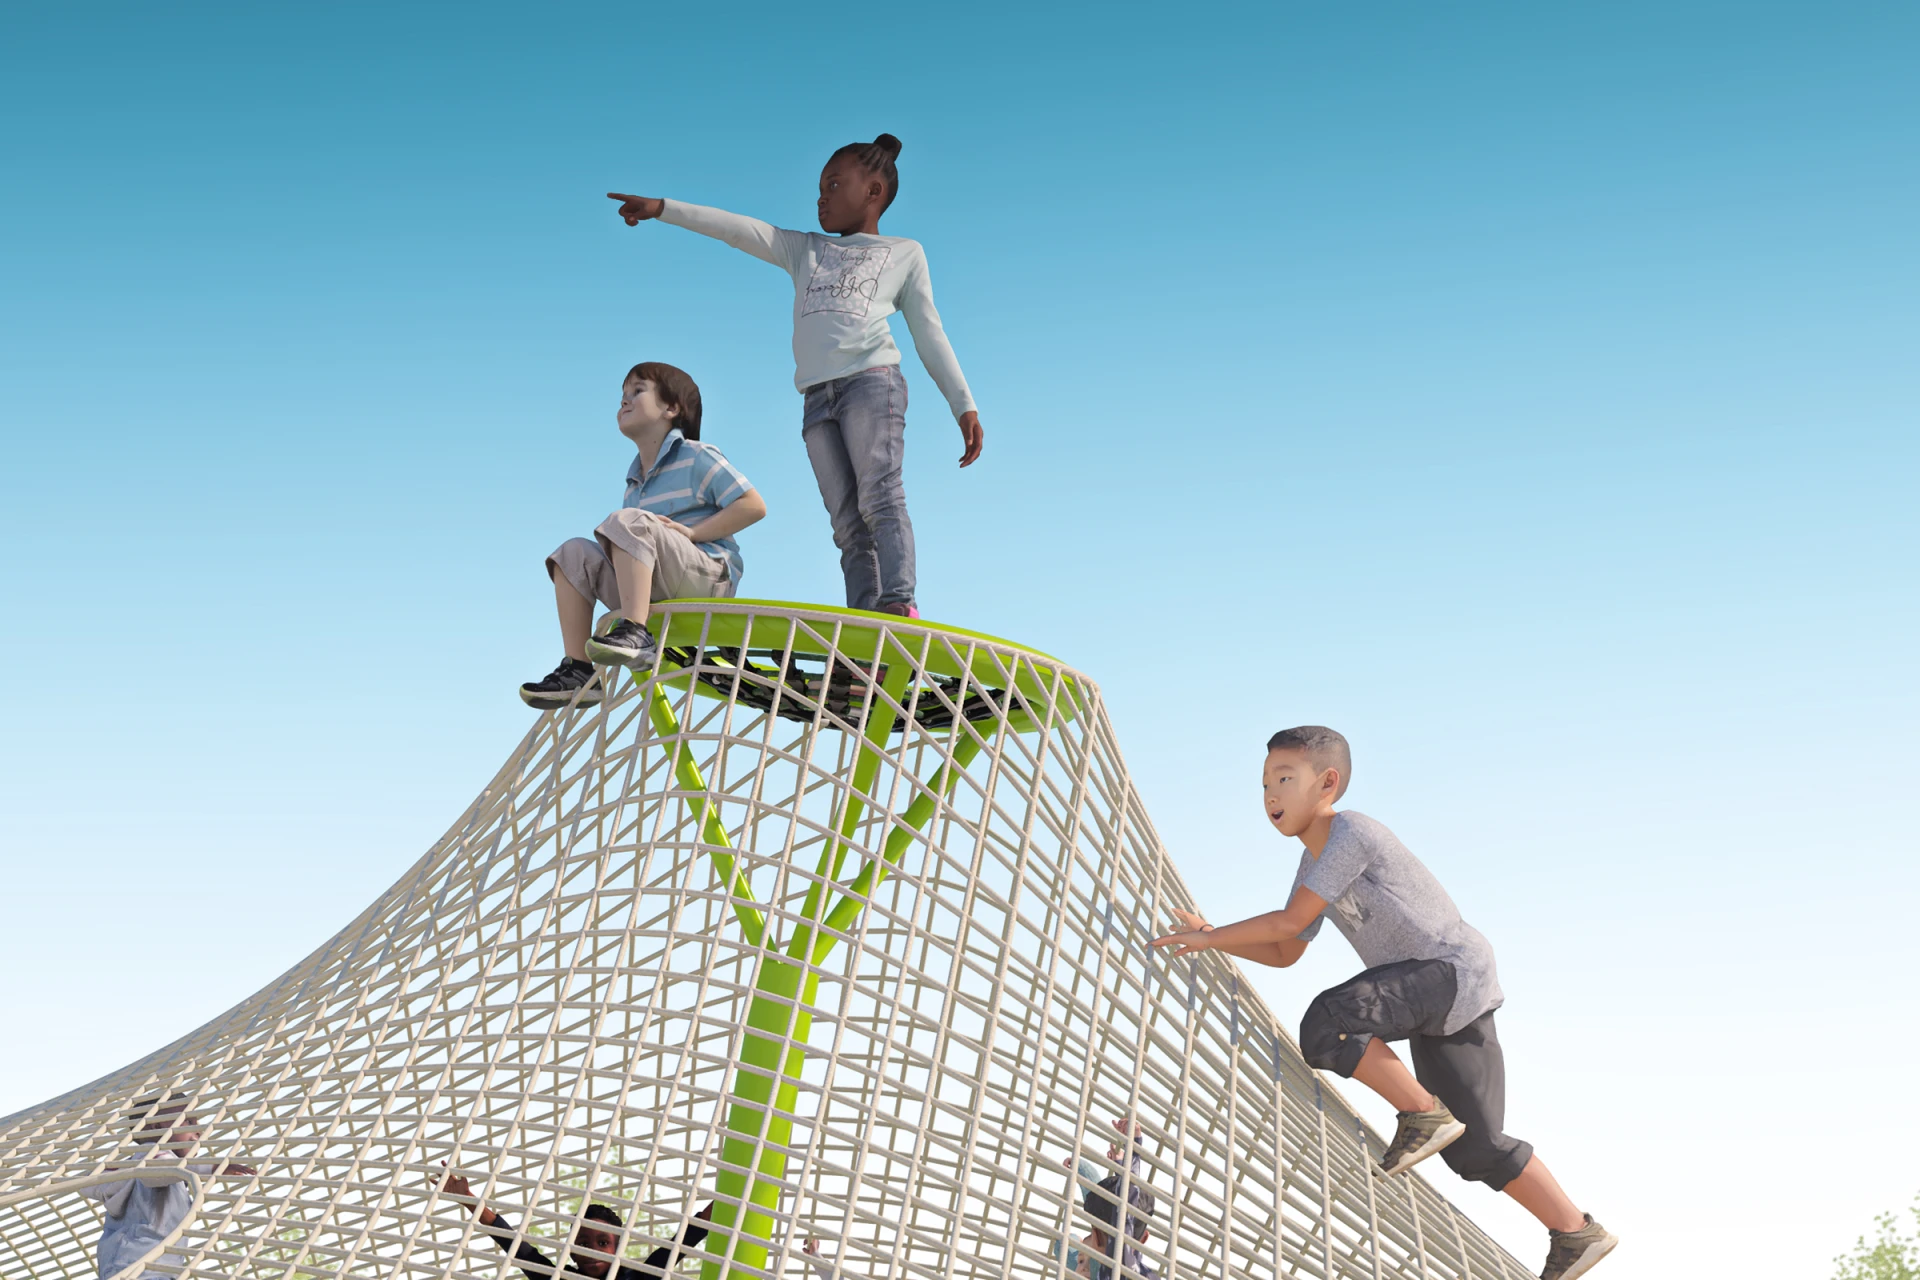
top-left (646, 598), bottom-right (1083, 732)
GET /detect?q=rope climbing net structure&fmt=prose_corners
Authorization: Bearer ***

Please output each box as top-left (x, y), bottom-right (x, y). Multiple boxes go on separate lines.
top-left (0, 602), bottom-right (1530, 1280)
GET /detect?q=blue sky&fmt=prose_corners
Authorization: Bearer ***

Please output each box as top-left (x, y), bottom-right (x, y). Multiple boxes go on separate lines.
top-left (2, 3), bottom-right (1916, 1274)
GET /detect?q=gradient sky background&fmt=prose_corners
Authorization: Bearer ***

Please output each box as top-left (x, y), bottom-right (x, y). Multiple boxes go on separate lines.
top-left (3, 3), bottom-right (1916, 1275)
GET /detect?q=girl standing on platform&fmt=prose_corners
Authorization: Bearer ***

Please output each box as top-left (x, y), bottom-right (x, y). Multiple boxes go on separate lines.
top-left (609, 134), bottom-right (982, 619)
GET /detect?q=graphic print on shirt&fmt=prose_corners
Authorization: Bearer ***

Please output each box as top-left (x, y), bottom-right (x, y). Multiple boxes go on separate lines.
top-left (1330, 889), bottom-right (1369, 934)
top-left (802, 241), bottom-right (894, 318)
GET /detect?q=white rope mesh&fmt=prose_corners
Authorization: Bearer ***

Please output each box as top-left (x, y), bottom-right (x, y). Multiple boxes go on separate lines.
top-left (0, 602), bottom-right (1529, 1280)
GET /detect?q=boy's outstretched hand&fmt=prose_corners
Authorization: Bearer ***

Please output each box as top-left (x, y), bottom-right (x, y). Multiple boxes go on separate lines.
top-left (435, 1164), bottom-right (500, 1225)
top-left (608, 193), bottom-right (664, 225)
top-left (958, 411), bottom-right (983, 467)
top-left (1152, 908), bottom-right (1217, 957)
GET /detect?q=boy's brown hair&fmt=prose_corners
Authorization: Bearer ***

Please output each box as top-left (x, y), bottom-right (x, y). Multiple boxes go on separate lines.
top-left (626, 362), bottom-right (703, 440)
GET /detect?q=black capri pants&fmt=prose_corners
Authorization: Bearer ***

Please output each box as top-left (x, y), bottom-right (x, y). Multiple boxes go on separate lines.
top-left (1298, 958), bottom-right (1533, 1190)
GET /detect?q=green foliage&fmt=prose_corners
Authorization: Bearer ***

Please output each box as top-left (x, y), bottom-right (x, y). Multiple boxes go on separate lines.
top-left (251, 1220), bottom-right (328, 1280)
top-left (1834, 1194), bottom-right (1920, 1280)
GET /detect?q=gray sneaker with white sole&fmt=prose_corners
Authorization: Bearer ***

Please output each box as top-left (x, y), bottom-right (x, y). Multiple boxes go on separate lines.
top-left (1377, 1100), bottom-right (1467, 1177)
top-left (1540, 1215), bottom-right (1617, 1280)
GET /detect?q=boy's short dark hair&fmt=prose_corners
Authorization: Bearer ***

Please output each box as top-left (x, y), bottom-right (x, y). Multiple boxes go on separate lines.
top-left (125, 1092), bottom-right (192, 1134)
top-left (1266, 726), bottom-right (1352, 800)
top-left (582, 1202), bottom-right (625, 1228)
top-left (626, 362), bottom-right (703, 441)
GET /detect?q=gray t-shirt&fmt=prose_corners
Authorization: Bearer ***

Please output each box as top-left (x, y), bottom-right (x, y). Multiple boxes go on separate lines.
top-left (1289, 811), bottom-right (1502, 1035)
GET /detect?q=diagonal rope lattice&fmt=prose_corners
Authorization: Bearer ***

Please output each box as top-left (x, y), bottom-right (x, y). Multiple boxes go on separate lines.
top-left (0, 602), bottom-right (1531, 1280)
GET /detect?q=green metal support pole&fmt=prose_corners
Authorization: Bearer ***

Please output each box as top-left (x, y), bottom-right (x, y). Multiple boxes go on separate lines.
top-left (644, 654), bottom-right (997, 1279)
top-left (648, 686), bottom-right (766, 947)
top-left (645, 651), bottom-right (998, 1280)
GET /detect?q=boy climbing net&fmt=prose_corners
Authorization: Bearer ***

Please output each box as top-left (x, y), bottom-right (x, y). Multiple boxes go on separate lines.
top-left (1152, 726), bottom-right (1618, 1280)
top-left (609, 132), bottom-right (981, 619)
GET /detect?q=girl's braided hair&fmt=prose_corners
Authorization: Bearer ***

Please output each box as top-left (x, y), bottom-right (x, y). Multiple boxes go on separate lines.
top-left (829, 133), bottom-right (903, 212)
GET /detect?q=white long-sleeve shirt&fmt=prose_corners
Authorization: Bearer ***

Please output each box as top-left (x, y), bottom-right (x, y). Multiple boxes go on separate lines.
top-left (83, 1159), bottom-right (212, 1279)
top-left (659, 200), bottom-right (977, 421)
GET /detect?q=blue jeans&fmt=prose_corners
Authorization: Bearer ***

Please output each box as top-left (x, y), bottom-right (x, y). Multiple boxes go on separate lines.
top-left (802, 365), bottom-right (915, 611)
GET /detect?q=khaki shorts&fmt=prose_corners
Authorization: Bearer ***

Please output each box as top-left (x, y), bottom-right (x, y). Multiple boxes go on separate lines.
top-left (547, 509), bottom-right (733, 615)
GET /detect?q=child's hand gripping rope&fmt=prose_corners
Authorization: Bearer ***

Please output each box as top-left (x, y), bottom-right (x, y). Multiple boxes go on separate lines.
top-left (1152, 908), bottom-right (1219, 957)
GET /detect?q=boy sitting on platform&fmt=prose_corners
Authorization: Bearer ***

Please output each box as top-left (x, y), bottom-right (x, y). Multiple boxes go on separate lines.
top-left (1152, 727), bottom-right (1617, 1280)
top-left (520, 362), bottom-right (766, 709)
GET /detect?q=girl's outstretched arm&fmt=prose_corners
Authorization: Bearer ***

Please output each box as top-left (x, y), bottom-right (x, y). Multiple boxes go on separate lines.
top-left (608, 193), bottom-right (802, 272)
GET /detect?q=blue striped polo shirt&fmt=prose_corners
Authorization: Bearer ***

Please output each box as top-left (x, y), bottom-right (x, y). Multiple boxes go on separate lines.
top-left (623, 429), bottom-right (755, 586)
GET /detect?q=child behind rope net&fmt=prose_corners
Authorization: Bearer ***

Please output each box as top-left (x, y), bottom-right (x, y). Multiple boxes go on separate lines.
top-left (1152, 726), bottom-right (1618, 1280)
top-left (83, 1094), bottom-right (255, 1280)
top-left (434, 1168), bottom-right (715, 1280)
top-left (433, 1168), bottom-right (848, 1280)
top-left (1053, 1115), bottom-right (1157, 1278)
top-left (1080, 1117), bottom-right (1159, 1280)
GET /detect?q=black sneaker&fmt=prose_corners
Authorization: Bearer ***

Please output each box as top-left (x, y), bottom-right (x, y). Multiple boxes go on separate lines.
top-left (584, 617), bottom-right (659, 668)
top-left (1540, 1215), bottom-right (1617, 1280)
top-left (519, 657), bottom-right (603, 709)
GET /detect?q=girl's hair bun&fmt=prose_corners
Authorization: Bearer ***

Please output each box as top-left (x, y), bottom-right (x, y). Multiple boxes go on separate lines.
top-left (828, 134), bottom-right (905, 211)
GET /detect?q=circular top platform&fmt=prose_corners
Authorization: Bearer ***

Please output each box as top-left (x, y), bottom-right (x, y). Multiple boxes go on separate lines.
top-left (646, 598), bottom-right (1086, 734)
top-left (654, 598), bottom-right (1061, 661)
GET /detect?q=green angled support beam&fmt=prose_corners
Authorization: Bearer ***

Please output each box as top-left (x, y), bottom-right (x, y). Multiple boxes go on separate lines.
top-left (642, 634), bottom-right (994, 1280)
